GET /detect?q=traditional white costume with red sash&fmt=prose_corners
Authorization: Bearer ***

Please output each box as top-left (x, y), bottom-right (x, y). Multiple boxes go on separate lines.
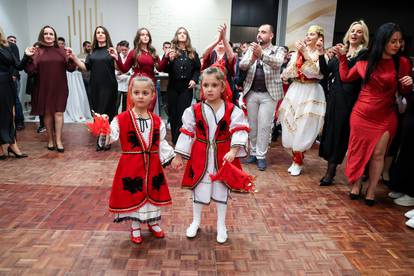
top-left (278, 50), bottom-right (326, 166)
top-left (109, 110), bottom-right (174, 223)
top-left (175, 101), bottom-right (249, 204)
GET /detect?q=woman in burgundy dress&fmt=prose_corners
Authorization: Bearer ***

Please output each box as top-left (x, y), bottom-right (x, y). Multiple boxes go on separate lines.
top-left (109, 27), bottom-right (168, 112)
top-left (337, 23), bottom-right (413, 205)
top-left (26, 25), bottom-right (76, 152)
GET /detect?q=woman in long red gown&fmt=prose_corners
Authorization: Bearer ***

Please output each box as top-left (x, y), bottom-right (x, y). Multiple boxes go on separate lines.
top-left (338, 22), bottom-right (413, 205)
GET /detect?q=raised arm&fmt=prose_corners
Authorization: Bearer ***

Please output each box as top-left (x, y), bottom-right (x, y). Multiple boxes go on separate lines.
top-left (261, 46), bottom-right (286, 70)
top-left (239, 47), bottom-right (255, 70)
top-left (338, 54), bottom-right (361, 83)
top-left (115, 49), bottom-right (135, 73)
top-left (220, 24), bottom-right (235, 63)
top-left (67, 48), bottom-right (87, 71)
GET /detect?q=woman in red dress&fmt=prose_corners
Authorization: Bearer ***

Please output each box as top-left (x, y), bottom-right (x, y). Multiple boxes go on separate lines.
top-left (337, 23), bottom-right (413, 205)
top-left (109, 28), bottom-right (168, 112)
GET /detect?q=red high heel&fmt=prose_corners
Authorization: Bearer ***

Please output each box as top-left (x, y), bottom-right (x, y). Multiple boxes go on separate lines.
top-left (130, 228), bottom-right (142, 244)
top-left (148, 224), bottom-right (165, 238)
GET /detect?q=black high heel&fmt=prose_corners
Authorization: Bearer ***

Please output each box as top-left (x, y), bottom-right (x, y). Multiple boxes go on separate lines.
top-left (364, 198), bottom-right (376, 206)
top-left (7, 146), bottom-right (28, 158)
top-left (320, 163), bottom-right (336, 186)
top-left (47, 145), bottom-right (55, 151)
top-left (320, 176), bottom-right (334, 186)
top-left (349, 184), bottom-right (362, 200)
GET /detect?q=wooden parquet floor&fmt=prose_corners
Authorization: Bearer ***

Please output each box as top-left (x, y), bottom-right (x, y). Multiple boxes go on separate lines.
top-left (1, 123), bottom-right (414, 275)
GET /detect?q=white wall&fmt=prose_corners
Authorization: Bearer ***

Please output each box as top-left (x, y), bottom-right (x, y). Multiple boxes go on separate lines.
top-left (0, 0), bottom-right (30, 50)
top-left (24, 0), bottom-right (138, 54)
top-left (3, 0), bottom-right (232, 56)
top-left (138, 0), bottom-right (232, 56)
top-left (285, 0), bottom-right (337, 50)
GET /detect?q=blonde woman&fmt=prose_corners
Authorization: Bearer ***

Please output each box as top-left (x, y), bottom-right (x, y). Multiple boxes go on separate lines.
top-left (279, 25), bottom-right (326, 176)
top-left (318, 20), bottom-right (369, 186)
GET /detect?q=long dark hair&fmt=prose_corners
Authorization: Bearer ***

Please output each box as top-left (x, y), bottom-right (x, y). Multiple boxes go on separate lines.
top-left (37, 25), bottom-right (59, 48)
top-left (133, 28), bottom-right (158, 65)
top-left (171, 27), bottom-right (196, 60)
top-left (91, 25), bottom-right (113, 50)
top-left (364, 22), bottom-right (402, 84)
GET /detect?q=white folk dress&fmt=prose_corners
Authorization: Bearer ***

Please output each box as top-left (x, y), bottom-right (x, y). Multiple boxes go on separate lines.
top-left (175, 102), bottom-right (249, 205)
top-left (109, 114), bottom-right (175, 223)
top-left (278, 50), bottom-right (326, 152)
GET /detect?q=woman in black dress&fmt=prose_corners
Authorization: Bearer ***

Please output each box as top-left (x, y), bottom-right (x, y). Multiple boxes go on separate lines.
top-left (70, 26), bottom-right (118, 150)
top-left (318, 20), bottom-right (369, 185)
top-left (164, 27), bottom-right (200, 145)
top-left (0, 26), bottom-right (33, 159)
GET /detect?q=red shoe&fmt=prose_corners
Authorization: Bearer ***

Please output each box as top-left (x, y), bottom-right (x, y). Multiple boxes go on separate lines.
top-left (130, 228), bottom-right (142, 244)
top-left (148, 223), bottom-right (165, 238)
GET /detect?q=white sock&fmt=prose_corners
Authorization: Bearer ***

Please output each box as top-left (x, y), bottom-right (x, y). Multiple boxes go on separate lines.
top-left (192, 202), bottom-right (203, 226)
top-left (148, 221), bottom-right (162, 232)
top-left (216, 203), bottom-right (227, 230)
top-left (131, 221), bottom-right (141, 237)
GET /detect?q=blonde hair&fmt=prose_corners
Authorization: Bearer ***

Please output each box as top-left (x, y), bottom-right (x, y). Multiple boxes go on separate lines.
top-left (343, 20), bottom-right (369, 49)
top-left (0, 26), bottom-right (9, 48)
top-left (200, 66), bottom-right (225, 84)
top-left (128, 76), bottom-right (155, 94)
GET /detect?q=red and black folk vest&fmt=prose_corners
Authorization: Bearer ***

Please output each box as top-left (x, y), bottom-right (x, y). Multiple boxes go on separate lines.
top-left (295, 51), bottom-right (320, 83)
top-left (182, 102), bottom-right (242, 189)
top-left (109, 110), bottom-right (171, 213)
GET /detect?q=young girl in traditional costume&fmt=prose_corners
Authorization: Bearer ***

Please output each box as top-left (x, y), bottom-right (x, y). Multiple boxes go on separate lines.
top-left (174, 65), bottom-right (250, 243)
top-left (91, 76), bottom-right (180, 244)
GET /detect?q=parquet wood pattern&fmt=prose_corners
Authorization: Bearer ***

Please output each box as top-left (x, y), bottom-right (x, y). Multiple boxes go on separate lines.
top-left (1, 123), bottom-right (414, 275)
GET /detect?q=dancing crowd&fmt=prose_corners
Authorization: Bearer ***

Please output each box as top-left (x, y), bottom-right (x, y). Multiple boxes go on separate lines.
top-left (1, 18), bottom-right (413, 244)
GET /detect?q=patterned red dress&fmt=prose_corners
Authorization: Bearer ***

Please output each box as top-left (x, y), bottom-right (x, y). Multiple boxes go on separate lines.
top-left (339, 55), bottom-right (413, 183)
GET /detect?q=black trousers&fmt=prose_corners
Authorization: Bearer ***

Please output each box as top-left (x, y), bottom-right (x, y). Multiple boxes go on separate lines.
top-left (116, 91), bottom-right (128, 113)
top-left (167, 86), bottom-right (193, 145)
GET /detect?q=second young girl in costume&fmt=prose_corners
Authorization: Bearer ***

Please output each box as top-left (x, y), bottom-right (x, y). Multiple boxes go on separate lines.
top-left (174, 66), bottom-right (249, 244)
top-left (103, 76), bottom-right (180, 244)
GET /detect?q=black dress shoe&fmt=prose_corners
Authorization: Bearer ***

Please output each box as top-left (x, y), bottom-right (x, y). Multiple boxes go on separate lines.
top-left (16, 124), bottom-right (25, 131)
top-left (103, 144), bottom-right (111, 151)
top-left (0, 155), bottom-right (7, 160)
top-left (56, 146), bottom-right (65, 153)
top-left (364, 198), bottom-right (376, 206)
top-left (320, 177), bottom-right (334, 186)
top-left (7, 146), bottom-right (28, 158)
